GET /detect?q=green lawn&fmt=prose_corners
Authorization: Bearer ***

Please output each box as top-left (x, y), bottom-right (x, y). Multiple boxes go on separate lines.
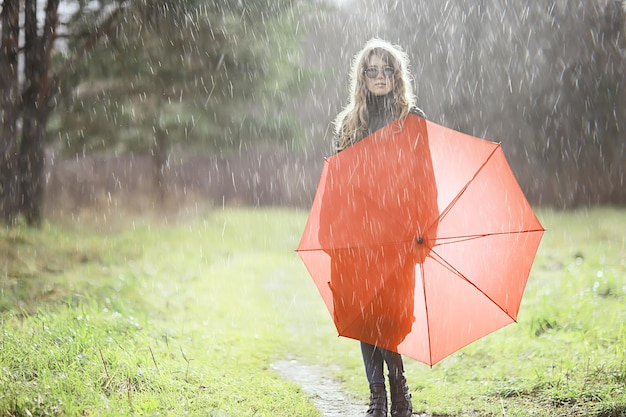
top-left (1, 207), bottom-right (625, 416)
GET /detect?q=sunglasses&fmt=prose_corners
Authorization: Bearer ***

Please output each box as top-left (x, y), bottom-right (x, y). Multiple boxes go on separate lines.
top-left (364, 66), bottom-right (396, 79)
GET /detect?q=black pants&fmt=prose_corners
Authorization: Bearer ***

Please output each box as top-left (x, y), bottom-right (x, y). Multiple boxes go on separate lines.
top-left (360, 341), bottom-right (405, 386)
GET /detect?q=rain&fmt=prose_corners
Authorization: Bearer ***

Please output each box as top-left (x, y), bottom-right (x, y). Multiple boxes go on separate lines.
top-left (0, 0), bottom-right (625, 416)
top-left (0, 0), bottom-right (623, 223)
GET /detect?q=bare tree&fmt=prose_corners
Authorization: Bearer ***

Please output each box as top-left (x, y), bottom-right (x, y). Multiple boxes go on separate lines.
top-left (0, 0), bottom-right (129, 226)
top-left (0, 0), bottom-right (20, 224)
top-left (17, 0), bottom-right (60, 225)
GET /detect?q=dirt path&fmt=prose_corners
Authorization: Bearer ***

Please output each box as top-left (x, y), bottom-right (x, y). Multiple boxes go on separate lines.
top-left (271, 359), bottom-right (432, 417)
top-left (271, 359), bottom-right (366, 417)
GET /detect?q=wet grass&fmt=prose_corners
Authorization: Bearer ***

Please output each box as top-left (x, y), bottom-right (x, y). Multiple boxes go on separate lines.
top-left (0, 207), bottom-right (625, 416)
top-left (0, 210), bottom-right (318, 416)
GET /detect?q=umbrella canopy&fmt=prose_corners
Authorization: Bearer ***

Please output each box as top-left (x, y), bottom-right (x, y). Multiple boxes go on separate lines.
top-left (297, 114), bottom-right (544, 366)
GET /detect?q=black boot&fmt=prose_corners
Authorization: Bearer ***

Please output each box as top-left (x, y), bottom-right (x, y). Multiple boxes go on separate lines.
top-left (389, 375), bottom-right (412, 417)
top-left (365, 383), bottom-right (387, 417)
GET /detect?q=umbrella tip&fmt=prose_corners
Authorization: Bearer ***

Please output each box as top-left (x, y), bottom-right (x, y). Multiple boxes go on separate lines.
top-left (416, 236), bottom-right (424, 244)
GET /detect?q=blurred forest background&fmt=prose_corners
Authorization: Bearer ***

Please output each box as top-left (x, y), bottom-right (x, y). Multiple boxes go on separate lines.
top-left (1, 0), bottom-right (625, 226)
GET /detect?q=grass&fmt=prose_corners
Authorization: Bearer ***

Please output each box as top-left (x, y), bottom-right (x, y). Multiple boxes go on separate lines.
top-left (0, 207), bottom-right (625, 416)
top-left (0, 209), bottom-right (319, 416)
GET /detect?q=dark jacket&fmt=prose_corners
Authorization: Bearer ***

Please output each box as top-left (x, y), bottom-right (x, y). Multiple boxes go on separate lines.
top-left (333, 92), bottom-right (426, 154)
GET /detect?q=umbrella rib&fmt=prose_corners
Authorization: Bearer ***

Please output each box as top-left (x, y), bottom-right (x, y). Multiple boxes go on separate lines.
top-left (296, 228), bottom-right (544, 253)
top-left (427, 248), bottom-right (517, 321)
top-left (296, 240), bottom-right (406, 253)
top-left (433, 228), bottom-right (546, 246)
top-left (419, 262), bottom-right (434, 367)
top-left (429, 144), bottom-right (501, 235)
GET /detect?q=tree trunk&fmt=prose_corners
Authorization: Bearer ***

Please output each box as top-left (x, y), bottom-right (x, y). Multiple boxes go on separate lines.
top-left (19, 0), bottom-right (59, 226)
top-left (19, 113), bottom-right (48, 227)
top-left (0, 0), bottom-right (20, 225)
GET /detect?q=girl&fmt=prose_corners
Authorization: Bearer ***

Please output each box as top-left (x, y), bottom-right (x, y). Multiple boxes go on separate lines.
top-left (332, 38), bottom-right (425, 417)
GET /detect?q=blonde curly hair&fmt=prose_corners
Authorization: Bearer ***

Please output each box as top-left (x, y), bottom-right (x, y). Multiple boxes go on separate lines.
top-left (333, 38), bottom-right (416, 151)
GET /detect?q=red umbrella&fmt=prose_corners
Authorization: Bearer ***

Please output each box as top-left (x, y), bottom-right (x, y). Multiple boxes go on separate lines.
top-left (297, 114), bottom-right (544, 366)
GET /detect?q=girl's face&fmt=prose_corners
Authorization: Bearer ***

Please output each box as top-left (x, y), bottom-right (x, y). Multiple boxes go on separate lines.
top-left (364, 54), bottom-right (395, 96)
